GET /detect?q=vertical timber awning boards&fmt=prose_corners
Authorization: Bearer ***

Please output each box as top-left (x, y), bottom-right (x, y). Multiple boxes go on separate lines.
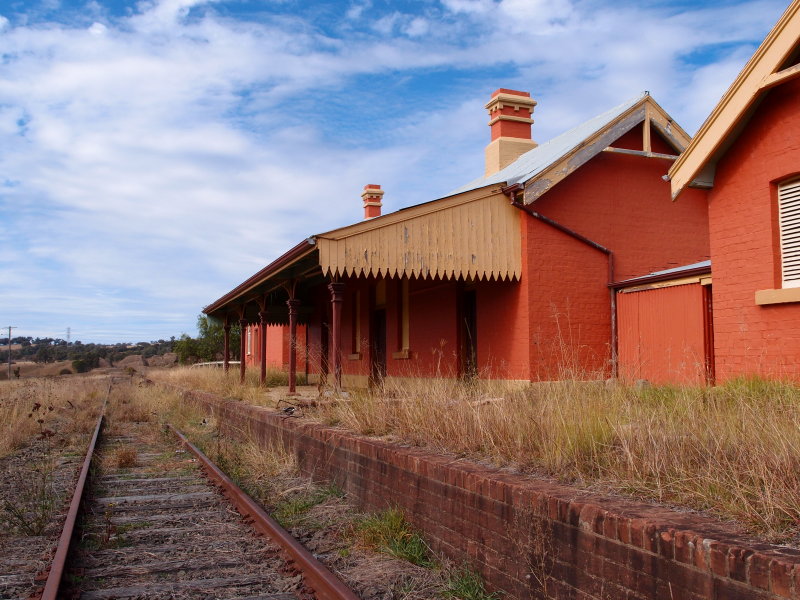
top-left (203, 184), bottom-right (522, 318)
top-left (315, 185), bottom-right (521, 281)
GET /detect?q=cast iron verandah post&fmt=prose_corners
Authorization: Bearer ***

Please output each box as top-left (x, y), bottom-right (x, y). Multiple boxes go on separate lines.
top-left (328, 281), bottom-right (345, 392)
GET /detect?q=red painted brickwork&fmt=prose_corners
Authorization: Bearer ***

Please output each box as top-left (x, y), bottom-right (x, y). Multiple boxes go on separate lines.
top-left (476, 278), bottom-right (529, 380)
top-left (296, 136), bottom-right (709, 384)
top-left (244, 323), bottom-right (307, 372)
top-left (184, 387), bottom-right (800, 600)
top-left (705, 77), bottom-right (800, 381)
top-left (405, 278), bottom-right (460, 377)
top-left (524, 216), bottom-right (612, 378)
top-left (521, 151), bottom-right (709, 379)
top-left (535, 152), bottom-right (709, 282)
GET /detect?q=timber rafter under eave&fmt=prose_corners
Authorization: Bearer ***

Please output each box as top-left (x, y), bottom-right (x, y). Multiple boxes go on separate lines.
top-left (203, 242), bottom-right (318, 317)
top-left (523, 96), bottom-right (689, 204)
top-left (669, 0), bottom-right (800, 198)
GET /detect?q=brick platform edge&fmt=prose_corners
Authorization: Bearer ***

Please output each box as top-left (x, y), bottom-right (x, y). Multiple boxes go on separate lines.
top-left (182, 388), bottom-right (800, 600)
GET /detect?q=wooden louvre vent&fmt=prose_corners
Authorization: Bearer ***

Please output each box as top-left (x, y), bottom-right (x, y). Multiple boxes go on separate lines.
top-left (779, 178), bottom-right (800, 288)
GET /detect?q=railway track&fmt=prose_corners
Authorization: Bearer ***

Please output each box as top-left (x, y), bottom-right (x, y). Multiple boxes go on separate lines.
top-left (26, 408), bottom-right (359, 600)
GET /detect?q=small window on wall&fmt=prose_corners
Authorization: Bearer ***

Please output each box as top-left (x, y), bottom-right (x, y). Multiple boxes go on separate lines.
top-left (778, 178), bottom-right (800, 288)
top-left (246, 327), bottom-right (252, 355)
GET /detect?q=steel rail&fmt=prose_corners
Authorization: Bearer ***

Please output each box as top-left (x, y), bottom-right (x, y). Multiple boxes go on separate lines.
top-left (169, 424), bottom-right (360, 600)
top-left (37, 408), bottom-right (105, 600)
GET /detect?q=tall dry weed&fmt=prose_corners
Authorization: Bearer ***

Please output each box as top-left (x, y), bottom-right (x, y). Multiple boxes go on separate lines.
top-left (147, 366), bottom-right (288, 408)
top-left (144, 362), bottom-right (800, 539)
top-left (0, 377), bottom-right (105, 458)
top-left (321, 374), bottom-right (800, 539)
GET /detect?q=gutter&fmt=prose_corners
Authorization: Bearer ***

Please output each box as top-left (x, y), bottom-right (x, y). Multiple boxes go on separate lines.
top-left (502, 184), bottom-right (619, 378)
top-left (610, 264), bottom-right (711, 289)
top-left (203, 237), bottom-right (317, 315)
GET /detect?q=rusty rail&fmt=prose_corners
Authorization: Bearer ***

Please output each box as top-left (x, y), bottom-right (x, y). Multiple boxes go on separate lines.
top-left (169, 424), bottom-right (360, 600)
top-left (38, 409), bottom-right (105, 600)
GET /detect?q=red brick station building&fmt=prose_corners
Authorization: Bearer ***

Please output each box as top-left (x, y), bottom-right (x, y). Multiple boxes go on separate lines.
top-left (204, 0), bottom-right (800, 389)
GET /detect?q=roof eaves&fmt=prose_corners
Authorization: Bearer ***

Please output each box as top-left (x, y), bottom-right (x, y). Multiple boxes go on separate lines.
top-left (669, 0), bottom-right (800, 198)
top-left (611, 260), bottom-right (712, 288)
top-left (315, 183), bottom-right (502, 241)
top-left (203, 238), bottom-right (317, 315)
top-left (450, 92), bottom-right (650, 197)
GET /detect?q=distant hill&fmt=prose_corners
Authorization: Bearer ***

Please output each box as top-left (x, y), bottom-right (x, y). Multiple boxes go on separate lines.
top-left (0, 337), bottom-right (177, 380)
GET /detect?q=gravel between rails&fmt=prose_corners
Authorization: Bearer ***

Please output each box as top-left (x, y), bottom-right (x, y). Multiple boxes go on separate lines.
top-left (66, 423), bottom-right (311, 600)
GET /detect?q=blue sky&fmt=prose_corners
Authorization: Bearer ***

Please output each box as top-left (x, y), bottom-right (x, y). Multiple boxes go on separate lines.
top-left (0, 0), bottom-right (788, 343)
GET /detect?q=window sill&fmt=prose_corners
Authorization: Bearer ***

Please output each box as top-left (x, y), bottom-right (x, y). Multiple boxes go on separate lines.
top-left (392, 349), bottom-right (412, 360)
top-left (755, 287), bottom-right (800, 305)
top-left (347, 353), bottom-right (362, 360)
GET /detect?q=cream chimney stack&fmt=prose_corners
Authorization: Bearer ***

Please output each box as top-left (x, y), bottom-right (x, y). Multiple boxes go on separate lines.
top-left (484, 88), bottom-right (537, 176)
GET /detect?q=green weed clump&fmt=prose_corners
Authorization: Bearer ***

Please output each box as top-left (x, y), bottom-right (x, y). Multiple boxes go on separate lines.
top-left (273, 484), bottom-right (343, 528)
top-left (443, 568), bottom-right (500, 600)
top-left (353, 508), bottom-right (434, 567)
top-left (0, 461), bottom-right (58, 536)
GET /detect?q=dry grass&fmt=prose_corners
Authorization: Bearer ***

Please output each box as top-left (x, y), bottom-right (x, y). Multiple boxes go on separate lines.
top-left (142, 366), bottom-right (800, 541)
top-left (114, 447), bottom-right (138, 468)
top-left (147, 366), bottom-right (288, 408)
top-left (321, 375), bottom-right (800, 540)
top-left (0, 376), bottom-right (107, 458)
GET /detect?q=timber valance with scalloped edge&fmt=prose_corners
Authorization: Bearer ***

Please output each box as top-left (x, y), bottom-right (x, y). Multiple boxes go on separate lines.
top-left (316, 188), bottom-right (521, 281)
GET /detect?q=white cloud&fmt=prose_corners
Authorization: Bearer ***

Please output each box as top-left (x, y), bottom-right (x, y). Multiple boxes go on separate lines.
top-left (346, 1), bottom-right (370, 20)
top-left (0, 0), bottom-right (787, 342)
top-left (441, 0), bottom-right (494, 15)
top-left (404, 17), bottom-right (429, 37)
top-left (498, 0), bottom-right (575, 31)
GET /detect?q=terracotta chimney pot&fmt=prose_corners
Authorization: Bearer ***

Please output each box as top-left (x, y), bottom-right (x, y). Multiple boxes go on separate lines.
top-left (362, 184), bottom-right (383, 220)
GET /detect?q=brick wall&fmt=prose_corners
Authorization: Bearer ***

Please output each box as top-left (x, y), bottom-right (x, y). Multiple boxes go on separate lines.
top-left (519, 149), bottom-right (710, 381)
top-left (184, 388), bottom-right (800, 600)
top-left (534, 152), bottom-right (710, 282)
top-left (707, 77), bottom-right (800, 381)
top-left (244, 324), bottom-right (307, 373)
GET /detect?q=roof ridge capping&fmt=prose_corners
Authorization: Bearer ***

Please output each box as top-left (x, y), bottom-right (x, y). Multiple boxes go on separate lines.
top-left (452, 91), bottom-right (689, 201)
top-left (669, 0), bottom-right (800, 199)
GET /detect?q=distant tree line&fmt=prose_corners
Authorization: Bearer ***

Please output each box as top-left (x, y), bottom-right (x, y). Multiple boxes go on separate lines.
top-left (1, 336), bottom-right (176, 369)
top-left (173, 315), bottom-right (240, 364)
top-left (2, 316), bottom-right (241, 369)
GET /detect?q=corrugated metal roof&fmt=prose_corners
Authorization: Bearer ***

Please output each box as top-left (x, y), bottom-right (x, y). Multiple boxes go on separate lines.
top-left (613, 260), bottom-right (712, 288)
top-left (626, 260), bottom-right (711, 281)
top-left (451, 92), bottom-right (649, 195)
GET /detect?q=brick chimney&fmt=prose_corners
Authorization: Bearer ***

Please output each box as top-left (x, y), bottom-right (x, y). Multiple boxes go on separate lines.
top-left (362, 184), bottom-right (383, 220)
top-left (484, 88), bottom-right (537, 176)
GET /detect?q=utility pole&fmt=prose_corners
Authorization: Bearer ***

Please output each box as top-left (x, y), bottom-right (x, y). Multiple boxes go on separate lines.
top-left (4, 326), bottom-right (17, 381)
